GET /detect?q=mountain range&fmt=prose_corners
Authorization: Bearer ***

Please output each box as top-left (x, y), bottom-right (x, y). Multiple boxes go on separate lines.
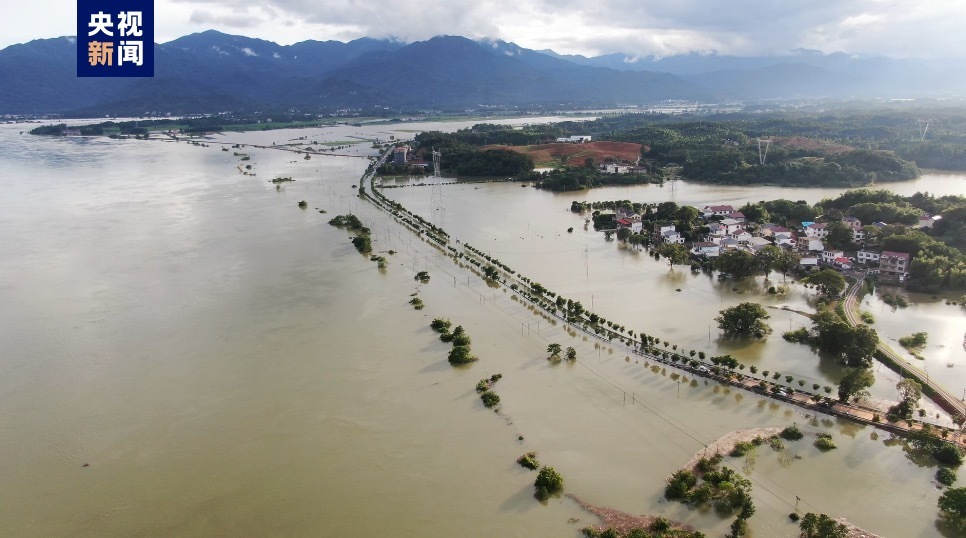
top-left (2, 30), bottom-right (964, 115)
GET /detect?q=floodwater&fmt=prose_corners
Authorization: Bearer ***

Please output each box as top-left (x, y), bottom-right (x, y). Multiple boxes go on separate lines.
top-left (0, 119), bottom-right (962, 537)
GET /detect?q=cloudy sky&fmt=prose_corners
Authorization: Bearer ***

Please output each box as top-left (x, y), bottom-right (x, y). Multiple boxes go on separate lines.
top-left (4, 0), bottom-right (965, 58)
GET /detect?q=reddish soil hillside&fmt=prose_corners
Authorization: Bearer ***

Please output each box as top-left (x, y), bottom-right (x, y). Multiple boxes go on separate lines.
top-left (485, 141), bottom-right (644, 167)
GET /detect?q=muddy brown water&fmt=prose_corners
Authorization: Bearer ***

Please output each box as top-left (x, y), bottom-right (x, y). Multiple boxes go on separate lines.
top-left (0, 120), bottom-right (962, 536)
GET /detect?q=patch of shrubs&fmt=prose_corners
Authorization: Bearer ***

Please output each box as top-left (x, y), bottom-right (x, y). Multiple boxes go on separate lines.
top-left (780, 425), bottom-right (804, 441)
top-left (814, 434), bottom-right (837, 451)
top-left (517, 452), bottom-right (539, 470)
top-left (534, 466), bottom-right (564, 501)
top-left (937, 467), bottom-right (957, 486)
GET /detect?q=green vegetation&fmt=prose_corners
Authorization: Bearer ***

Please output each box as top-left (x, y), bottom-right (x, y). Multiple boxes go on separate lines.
top-left (547, 343), bottom-right (562, 361)
top-left (529, 166), bottom-right (661, 191)
top-left (659, 243), bottom-right (691, 267)
top-left (409, 297), bottom-right (424, 310)
top-left (938, 467), bottom-right (958, 487)
top-left (814, 434), bottom-right (837, 451)
top-left (369, 255), bottom-right (388, 269)
top-left (565, 346), bottom-right (577, 362)
top-left (859, 311), bottom-right (875, 324)
top-left (534, 466), bottom-right (564, 501)
top-left (887, 378), bottom-right (923, 421)
top-left (409, 130), bottom-right (535, 177)
top-left (436, 323), bottom-right (479, 365)
top-left (907, 426), bottom-right (965, 466)
top-left (664, 455), bottom-right (754, 534)
top-left (480, 391), bottom-right (500, 408)
top-left (476, 374), bottom-right (502, 408)
top-left (415, 271), bottom-right (431, 283)
top-left (297, 200), bottom-right (308, 208)
top-left (729, 441), bottom-right (755, 457)
top-left (882, 293), bottom-right (910, 308)
top-left (430, 318), bottom-right (452, 333)
top-left (938, 487), bottom-right (966, 526)
top-left (780, 425), bottom-right (804, 441)
top-left (329, 214), bottom-right (373, 254)
top-left (783, 306), bottom-right (878, 368)
top-left (799, 513), bottom-right (848, 538)
top-left (801, 269), bottom-right (847, 297)
top-left (448, 345), bottom-right (476, 364)
top-left (517, 452), bottom-right (539, 471)
top-left (715, 302), bottom-right (771, 337)
top-left (837, 368), bottom-right (875, 403)
top-left (899, 332), bottom-right (928, 351)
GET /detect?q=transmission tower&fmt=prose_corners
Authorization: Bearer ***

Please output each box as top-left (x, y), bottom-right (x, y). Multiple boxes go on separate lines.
top-left (757, 138), bottom-right (773, 165)
top-left (430, 147), bottom-right (445, 226)
top-left (917, 119), bottom-right (932, 142)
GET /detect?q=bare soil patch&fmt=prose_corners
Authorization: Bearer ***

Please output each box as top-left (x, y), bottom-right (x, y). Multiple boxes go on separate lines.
top-left (486, 141), bottom-right (643, 167)
top-left (567, 494), bottom-right (694, 535)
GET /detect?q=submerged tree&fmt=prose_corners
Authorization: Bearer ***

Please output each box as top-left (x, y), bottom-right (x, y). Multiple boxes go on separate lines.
top-left (716, 302), bottom-right (771, 336)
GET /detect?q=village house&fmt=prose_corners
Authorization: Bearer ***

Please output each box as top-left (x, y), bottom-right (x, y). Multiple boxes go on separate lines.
top-left (701, 204), bottom-right (735, 218)
top-left (556, 135), bottom-right (592, 143)
top-left (919, 215), bottom-right (942, 228)
top-left (842, 216), bottom-right (862, 231)
top-left (822, 250), bottom-right (845, 265)
top-left (392, 145), bottom-right (410, 165)
top-left (879, 251), bottom-right (911, 279)
top-left (799, 257), bottom-right (820, 270)
top-left (662, 229), bottom-right (685, 244)
top-left (804, 222), bottom-right (829, 238)
top-left (746, 237), bottom-right (772, 251)
top-left (797, 237), bottom-right (825, 252)
top-left (834, 257), bottom-right (853, 270)
top-left (760, 224), bottom-right (796, 245)
top-left (602, 163), bottom-right (646, 174)
top-left (718, 218), bottom-right (744, 234)
top-left (857, 250), bottom-right (881, 264)
top-left (727, 211), bottom-right (746, 222)
top-left (730, 228), bottom-right (753, 242)
top-left (691, 242), bottom-right (720, 257)
top-left (616, 216), bottom-right (643, 233)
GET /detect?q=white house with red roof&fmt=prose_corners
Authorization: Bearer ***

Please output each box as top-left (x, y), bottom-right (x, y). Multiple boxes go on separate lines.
top-left (834, 257), bottom-right (853, 269)
top-left (702, 204), bottom-right (735, 218)
top-left (730, 228), bottom-right (753, 242)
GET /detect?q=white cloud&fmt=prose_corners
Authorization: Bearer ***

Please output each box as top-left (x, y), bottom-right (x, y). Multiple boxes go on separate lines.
top-left (0, 0), bottom-right (963, 59)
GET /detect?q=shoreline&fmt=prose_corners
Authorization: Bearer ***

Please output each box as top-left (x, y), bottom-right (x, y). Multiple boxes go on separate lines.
top-left (680, 427), bottom-right (784, 472)
top-left (566, 494), bottom-right (694, 536)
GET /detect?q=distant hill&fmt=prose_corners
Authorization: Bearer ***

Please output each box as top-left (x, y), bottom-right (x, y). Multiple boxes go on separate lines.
top-left (1, 30), bottom-right (963, 115)
top-left (539, 48), bottom-right (966, 99)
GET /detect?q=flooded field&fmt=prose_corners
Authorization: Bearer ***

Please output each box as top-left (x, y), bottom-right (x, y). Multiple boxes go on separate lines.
top-left (0, 119), bottom-right (962, 537)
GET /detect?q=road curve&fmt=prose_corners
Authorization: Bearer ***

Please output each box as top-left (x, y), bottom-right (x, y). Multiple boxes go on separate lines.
top-left (842, 276), bottom-right (966, 419)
